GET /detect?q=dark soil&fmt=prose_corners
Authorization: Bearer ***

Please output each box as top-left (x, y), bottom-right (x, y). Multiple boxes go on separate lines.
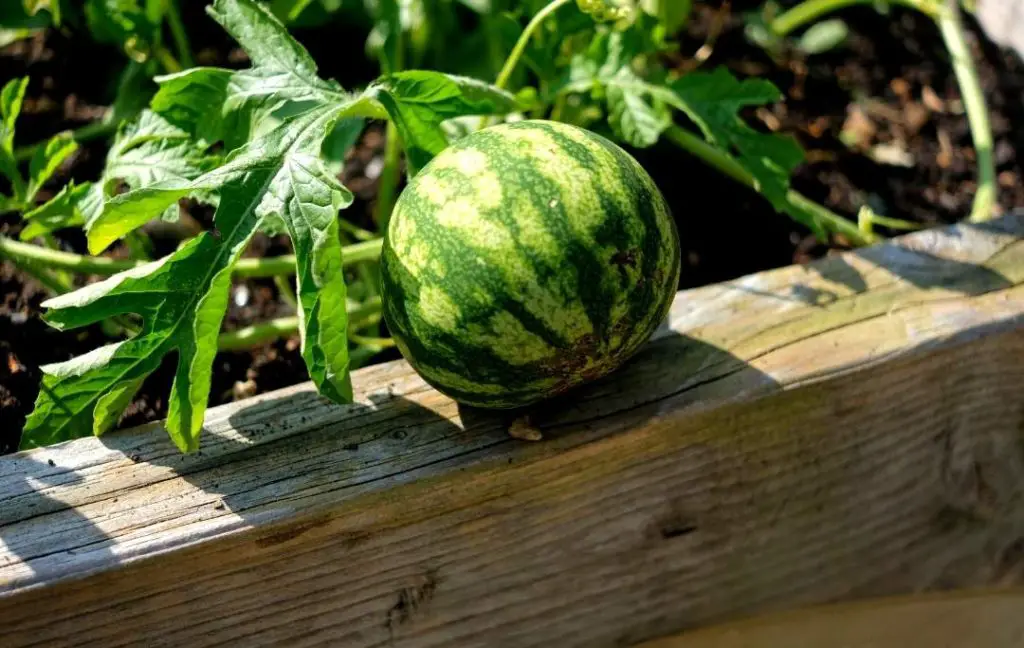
top-left (2, 2), bottom-right (1022, 452)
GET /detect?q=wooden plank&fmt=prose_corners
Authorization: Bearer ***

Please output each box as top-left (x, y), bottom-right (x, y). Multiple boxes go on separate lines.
top-left (637, 590), bottom-right (1024, 648)
top-left (0, 214), bottom-right (1022, 647)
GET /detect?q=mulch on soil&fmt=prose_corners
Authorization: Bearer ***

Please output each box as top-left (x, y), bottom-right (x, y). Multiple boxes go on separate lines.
top-left (2, 2), bottom-right (1022, 452)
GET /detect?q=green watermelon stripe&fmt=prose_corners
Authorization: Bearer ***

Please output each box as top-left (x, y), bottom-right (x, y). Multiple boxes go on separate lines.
top-left (382, 251), bottom-right (561, 401)
top-left (478, 131), bottom-right (613, 342)
top-left (383, 215), bottom-right (563, 388)
top-left (399, 174), bottom-right (572, 350)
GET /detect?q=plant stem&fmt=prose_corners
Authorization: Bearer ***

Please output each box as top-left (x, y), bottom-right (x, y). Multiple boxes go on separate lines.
top-left (164, 0), bottom-right (194, 69)
top-left (0, 236), bottom-right (141, 274)
top-left (664, 125), bottom-right (877, 246)
top-left (217, 316), bottom-right (299, 352)
top-left (495, 0), bottom-right (572, 91)
top-left (349, 346), bottom-right (382, 370)
top-left (217, 297), bottom-right (385, 352)
top-left (14, 119), bottom-right (119, 163)
top-left (374, 5), bottom-right (403, 229)
top-left (40, 233), bottom-right (74, 287)
top-left (273, 275), bottom-right (298, 309)
top-left (11, 256), bottom-right (74, 294)
top-left (937, 0), bottom-right (996, 222)
top-left (0, 237), bottom-right (385, 279)
top-left (772, 0), bottom-right (996, 223)
top-left (375, 122), bottom-right (402, 231)
top-left (348, 296), bottom-right (383, 330)
top-left (770, 0), bottom-right (938, 36)
top-left (154, 45), bottom-right (182, 74)
top-left (339, 218), bottom-right (378, 241)
top-left (349, 333), bottom-right (395, 349)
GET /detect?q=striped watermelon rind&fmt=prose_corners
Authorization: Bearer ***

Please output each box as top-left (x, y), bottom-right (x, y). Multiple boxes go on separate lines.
top-left (380, 119), bottom-right (681, 408)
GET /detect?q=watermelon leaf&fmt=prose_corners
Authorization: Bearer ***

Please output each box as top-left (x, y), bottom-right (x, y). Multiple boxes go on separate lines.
top-left (151, 0), bottom-right (354, 148)
top-left (368, 71), bottom-right (521, 174)
top-left (20, 110), bottom-right (218, 240)
top-left (667, 69), bottom-right (805, 213)
top-left (606, 68), bottom-right (671, 148)
top-left (562, 25), bottom-right (673, 147)
top-left (84, 0), bottom-right (165, 64)
top-left (561, 28), bottom-right (806, 226)
top-left (21, 0), bottom-right (518, 453)
top-left (0, 76), bottom-right (29, 201)
top-left (25, 131), bottom-right (77, 203)
top-left (19, 180), bottom-right (98, 239)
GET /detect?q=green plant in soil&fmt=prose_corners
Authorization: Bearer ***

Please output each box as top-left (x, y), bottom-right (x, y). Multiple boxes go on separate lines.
top-left (13, 0), bottom-right (518, 452)
top-left (749, 0), bottom-right (997, 224)
top-left (0, 0), bottom-right (998, 452)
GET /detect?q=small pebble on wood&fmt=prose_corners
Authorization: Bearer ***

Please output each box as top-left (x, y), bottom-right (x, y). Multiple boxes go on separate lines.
top-left (508, 416), bottom-right (543, 441)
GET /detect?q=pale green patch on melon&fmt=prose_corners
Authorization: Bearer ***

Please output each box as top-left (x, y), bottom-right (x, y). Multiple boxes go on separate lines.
top-left (417, 174), bottom-right (456, 207)
top-left (470, 311), bottom-right (556, 366)
top-left (417, 284), bottom-right (462, 330)
top-left (434, 198), bottom-right (512, 250)
top-left (389, 207), bottom-right (418, 258)
top-left (419, 147), bottom-right (504, 210)
top-left (428, 257), bottom-right (447, 278)
top-left (510, 193), bottom-right (562, 262)
top-left (402, 239), bottom-right (431, 275)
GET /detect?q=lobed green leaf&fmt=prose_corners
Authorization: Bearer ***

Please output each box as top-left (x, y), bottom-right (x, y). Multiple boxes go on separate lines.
top-left (21, 110), bottom-right (218, 240)
top-left (368, 70), bottom-right (520, 173)
top-left (668, 68), bottom-right (805, 212)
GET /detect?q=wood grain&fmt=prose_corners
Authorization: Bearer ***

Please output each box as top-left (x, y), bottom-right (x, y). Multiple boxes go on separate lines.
top-left (637, 590), bottom-right (1024, 648)
top-left (1, 214), bottom-right (1022, 647)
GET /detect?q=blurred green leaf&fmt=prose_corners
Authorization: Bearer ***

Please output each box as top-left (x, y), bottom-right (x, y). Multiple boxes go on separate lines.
top-left (26, 132), bottom-right (77, 203)
top-left (22, 0), bottom-right (60, 25)
top-left (606, 69), bottom-right (670, 146)
top-left (0, 77), bottom-right (29, 200)
top-left (84, 0), bottom-right (164, 63)
top-left (640, 0), bottom-right (690, 34)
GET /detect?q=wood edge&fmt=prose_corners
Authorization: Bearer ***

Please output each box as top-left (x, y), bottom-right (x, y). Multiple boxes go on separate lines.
top-left (632, 588), bottom-right (1024, 648)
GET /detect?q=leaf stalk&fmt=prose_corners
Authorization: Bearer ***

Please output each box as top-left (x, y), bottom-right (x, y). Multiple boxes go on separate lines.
top-left (14, 119), bottom-right (119, 163)
top-left (664, 125), bottom-right (877, 246)
top-left (0, 236), bottom-right (384, 278)
top-left (164, 0), bottom-right (195, 69)
top-left (770, 0), bottom-right (939, 36)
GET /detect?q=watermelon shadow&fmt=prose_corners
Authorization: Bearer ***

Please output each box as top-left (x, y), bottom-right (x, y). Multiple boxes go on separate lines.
top-left (455, 328), bottom-right (780, 442)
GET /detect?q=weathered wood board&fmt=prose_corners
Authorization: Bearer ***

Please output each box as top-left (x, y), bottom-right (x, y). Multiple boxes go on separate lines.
top-left (637, 590), bottom-right (1024, 647)
top-left (1, 214), bottom-right (1023, 647)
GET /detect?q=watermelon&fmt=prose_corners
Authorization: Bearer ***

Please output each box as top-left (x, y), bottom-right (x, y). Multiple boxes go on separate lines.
top-left (380, 119), bottom-right (681, 409)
